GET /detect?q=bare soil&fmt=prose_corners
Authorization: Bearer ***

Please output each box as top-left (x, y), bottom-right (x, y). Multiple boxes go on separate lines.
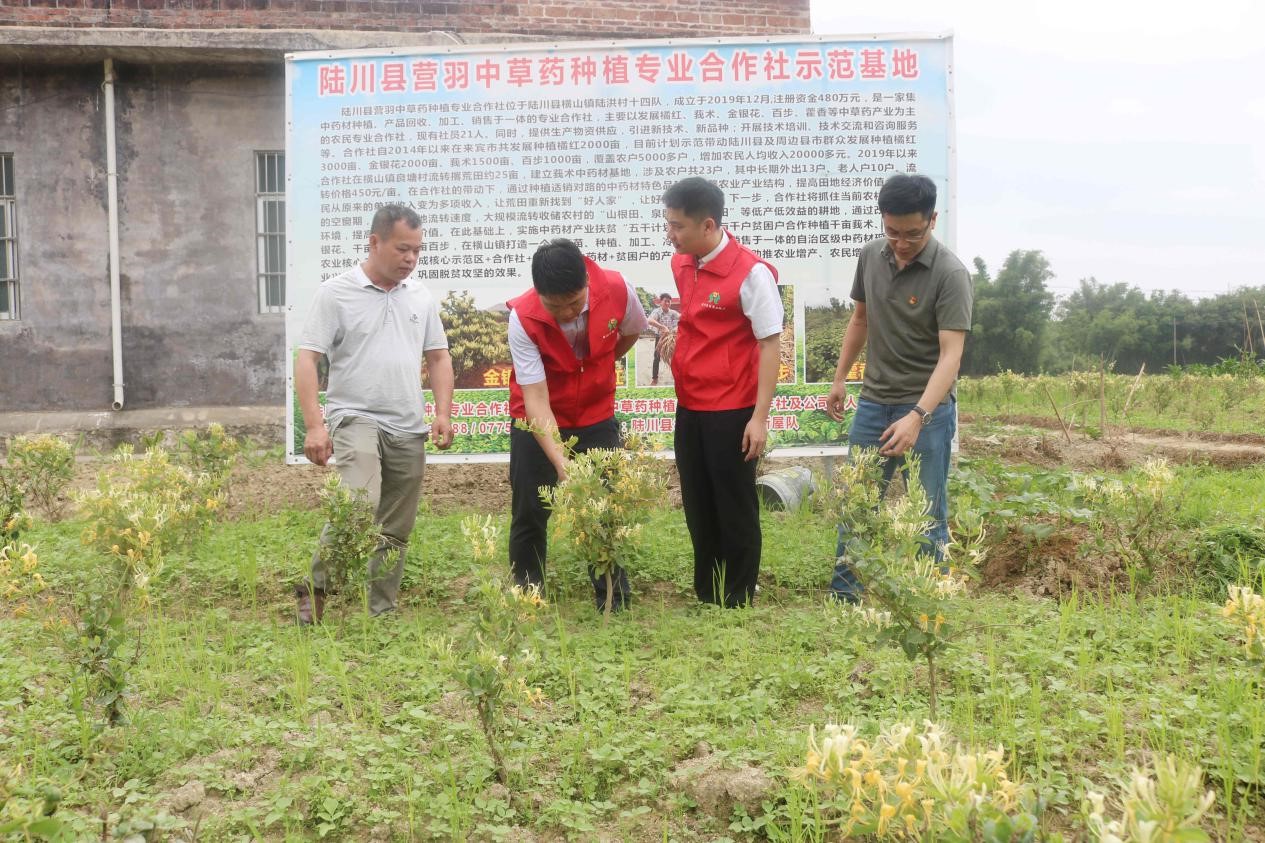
top-left (962, 412), bottom-right (1265, 446)
top-left (222, 457), bottom-right (685, 519)
top-left (960, 420), bottom-right (1265, 470)
top-left (976, 519), bottom-right (1134, 597)
top-left (958, 421), bottom-right (1265, 596)
top-left (56, 420), bottom-right (1263, 521)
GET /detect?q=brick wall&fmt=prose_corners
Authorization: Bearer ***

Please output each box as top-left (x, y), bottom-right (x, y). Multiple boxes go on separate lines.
top-left (0, 0), bottom-right (811, 37)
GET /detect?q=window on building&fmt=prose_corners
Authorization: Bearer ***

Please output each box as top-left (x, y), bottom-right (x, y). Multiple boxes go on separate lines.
top-left (0, 154), bottom-right (18, 320)
top-left (255, 151), bottom-right (286, 313)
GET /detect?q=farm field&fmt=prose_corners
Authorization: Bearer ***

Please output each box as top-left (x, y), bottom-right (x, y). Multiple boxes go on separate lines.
top-left (956, 368), bottom-right (1265, 440)
top-left (3, 376), bottom-right (1265, 842)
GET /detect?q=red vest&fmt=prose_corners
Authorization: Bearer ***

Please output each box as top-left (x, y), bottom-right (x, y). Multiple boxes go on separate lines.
top-left (670, 232), bottom-right (779, 411)
top-left (507, 257), bottom-right (628, 429)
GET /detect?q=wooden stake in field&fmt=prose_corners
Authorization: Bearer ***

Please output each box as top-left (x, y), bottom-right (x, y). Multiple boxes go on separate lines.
top-left (1254, 299), bottom-right (1265, 355)
top-left (1123, 363), bottom-right (1146, 420)
top-left (1099, 358), bottom-right (1108, 437)
top-left (1041, 383), bottom-right (1073, 443)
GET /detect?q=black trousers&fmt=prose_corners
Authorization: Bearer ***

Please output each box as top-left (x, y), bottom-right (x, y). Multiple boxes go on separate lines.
top-left (674, 405), bottom-right (761, 607)
top-left (508, 417), bottom-right (631, 609)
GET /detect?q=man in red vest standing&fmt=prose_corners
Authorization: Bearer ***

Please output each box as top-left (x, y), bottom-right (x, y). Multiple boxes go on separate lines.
top-left (663, 177), bottom-right (783, 607)
top-left (507, 238), bottom-right (648, 610)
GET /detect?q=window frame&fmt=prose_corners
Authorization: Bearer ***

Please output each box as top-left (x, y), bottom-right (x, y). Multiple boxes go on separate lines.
top-left (0, 153), bottom-right (19, 321)
top-left (254, 150), bottom-right (286, 314)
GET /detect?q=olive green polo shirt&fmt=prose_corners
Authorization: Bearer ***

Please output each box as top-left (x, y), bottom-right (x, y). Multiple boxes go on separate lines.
top-left (850, 236), bottom-right (973, 405)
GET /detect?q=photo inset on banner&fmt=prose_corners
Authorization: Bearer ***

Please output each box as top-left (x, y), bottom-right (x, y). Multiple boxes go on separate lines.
top-left (635, 288), bottom-right (679, 387)
top-left (805, 296), bottom-right (864, 383)
top-left (777, 284), bottom-right (796, 384)
top-left (438, 289), bottom-right (514, 390)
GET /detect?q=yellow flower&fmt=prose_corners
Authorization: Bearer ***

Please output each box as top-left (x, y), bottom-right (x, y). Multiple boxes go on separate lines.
top-left (877, 801), bottom-right (897, 835)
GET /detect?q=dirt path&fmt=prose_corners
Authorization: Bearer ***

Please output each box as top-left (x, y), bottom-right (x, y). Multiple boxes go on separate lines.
top-left (227, 422), bottom-right (1265, 519)
top-left (54, 418), bottom-right (1264, 521)
top-left (960, 417), bottom-right (1265, 470)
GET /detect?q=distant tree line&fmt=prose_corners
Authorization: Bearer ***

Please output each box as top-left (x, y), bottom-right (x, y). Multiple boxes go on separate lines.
top-left (962, 250), bottom-right (1265, 375)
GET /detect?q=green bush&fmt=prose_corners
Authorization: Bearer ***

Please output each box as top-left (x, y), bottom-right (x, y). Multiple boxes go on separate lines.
top-left (5, 434), bottom-right (75, 519)
top-left (1192, 525), bottom-right (1265, 596)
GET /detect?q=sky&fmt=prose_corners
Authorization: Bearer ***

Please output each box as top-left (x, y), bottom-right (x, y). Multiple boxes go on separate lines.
top-left (810, 0), bottom-right (1265, 299)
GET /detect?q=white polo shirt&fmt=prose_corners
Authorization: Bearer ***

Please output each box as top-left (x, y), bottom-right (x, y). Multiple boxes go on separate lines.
top-left (299, 264), bottom-right (447, 435)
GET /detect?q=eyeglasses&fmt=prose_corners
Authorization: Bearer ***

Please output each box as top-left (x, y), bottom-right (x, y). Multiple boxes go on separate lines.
top-left (883, 222), bottom-right (932, 243)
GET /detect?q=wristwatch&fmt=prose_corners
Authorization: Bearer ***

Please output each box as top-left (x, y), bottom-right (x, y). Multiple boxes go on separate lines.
top-left (912, 405), bottom-right (933, 425)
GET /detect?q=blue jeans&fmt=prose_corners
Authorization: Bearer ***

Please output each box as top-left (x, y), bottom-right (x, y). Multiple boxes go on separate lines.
top-left (830, 397), bottom-right (956, 600)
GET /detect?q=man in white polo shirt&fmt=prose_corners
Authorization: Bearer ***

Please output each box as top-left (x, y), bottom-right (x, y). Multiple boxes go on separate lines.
top-left (294, 204), bottom-right (454, 622)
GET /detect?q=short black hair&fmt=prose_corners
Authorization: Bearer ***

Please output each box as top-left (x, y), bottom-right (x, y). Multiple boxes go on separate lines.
top-left (662, 176), bottom-right (725, 225)
top-left (657, 293), bottom-right (672, 303)
top-left (877, 174), bottom-right (937, 219)
top-left (531, 238), bottom-right (587, 296)
top-left (370, 204), bottom-right (422, 238)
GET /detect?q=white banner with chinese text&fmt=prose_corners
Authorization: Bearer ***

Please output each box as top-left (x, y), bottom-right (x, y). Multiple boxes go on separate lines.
top-left (285, 34), bottom-right (955, 462)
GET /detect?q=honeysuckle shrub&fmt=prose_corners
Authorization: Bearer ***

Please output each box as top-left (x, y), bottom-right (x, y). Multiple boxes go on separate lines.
top-left (67, 446), bottom-right (221, 727)
top-left (792, 720), bottom-right (1044, 841)
top-left (310, 472), bottom-right (384, 600)
top-left (540, 433), bottom-right (668, 616)
top-left (1072, 457), bottom-right (1178, 586)
top-left (4, 434), bottom-right (75, 520)
top-left (1082, 755), bottom-right (1215, 843)
top-left (0, 466), bottom-right (30, 544)
top-left (430, 514), bottom-right (546, 786)
top-left (1222, 584), bottom-right (1265, 662)
top-left (175, 423), bottom-right (240, 495)
top-left (823, 449), bottom-right (985, 718)
top-left (0, 541), bottom-right (44, 617)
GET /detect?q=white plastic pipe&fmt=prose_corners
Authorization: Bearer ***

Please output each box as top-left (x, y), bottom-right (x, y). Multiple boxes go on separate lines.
top-left (104, 58), bottom-right (124, 411)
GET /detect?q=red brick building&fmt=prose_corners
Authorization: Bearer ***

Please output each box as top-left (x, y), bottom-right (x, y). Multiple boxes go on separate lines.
top-left (0, 1), bottom-right (809, 36)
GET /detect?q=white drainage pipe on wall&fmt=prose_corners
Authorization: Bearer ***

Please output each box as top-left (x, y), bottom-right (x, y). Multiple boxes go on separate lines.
top-left (104, 58), bottom-right (124, 411)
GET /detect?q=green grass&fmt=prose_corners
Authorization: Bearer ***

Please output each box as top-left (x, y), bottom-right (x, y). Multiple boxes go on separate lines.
top-left (1176, 464), bottom-right (1265, 526)
top-left (3, 462), bottom-right (1265, 840)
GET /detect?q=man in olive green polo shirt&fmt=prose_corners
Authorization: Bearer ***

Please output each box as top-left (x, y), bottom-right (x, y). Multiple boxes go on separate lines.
top-left (825, 173), bottom-right (973, 601)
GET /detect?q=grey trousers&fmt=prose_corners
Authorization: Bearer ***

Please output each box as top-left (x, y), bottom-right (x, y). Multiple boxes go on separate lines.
top-left (310, 415), bottom-right (427, 615)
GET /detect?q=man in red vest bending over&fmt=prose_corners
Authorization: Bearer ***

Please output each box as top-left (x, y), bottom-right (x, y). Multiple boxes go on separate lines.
top-left (663, 177), bottom-right (783, 608)
top-left (507, 238), bottom-right (648, 611)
